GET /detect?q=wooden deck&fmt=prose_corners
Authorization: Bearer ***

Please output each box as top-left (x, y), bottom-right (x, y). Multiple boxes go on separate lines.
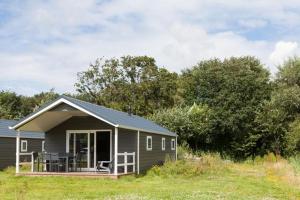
top-left (16, 172), bottom-right (134, 179)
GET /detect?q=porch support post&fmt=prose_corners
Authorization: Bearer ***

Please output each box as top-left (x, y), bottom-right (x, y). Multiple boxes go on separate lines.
top-left (137, 130), bottom-right (140, 174)
top-left (175, 136), bottom-right (178, 161)
top-left (114, 127), bottom-right (118, 175)
top-left (16, 130), bottom-right (20, 173)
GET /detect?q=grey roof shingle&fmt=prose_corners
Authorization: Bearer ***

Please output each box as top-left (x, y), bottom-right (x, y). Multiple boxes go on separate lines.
top-left (0, 119), bottom-right (44, 139)
top-left (12, 95), bottom-right (176, 137)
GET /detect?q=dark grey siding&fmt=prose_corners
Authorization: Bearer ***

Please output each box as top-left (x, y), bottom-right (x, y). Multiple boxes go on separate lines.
top-left (45, 116), bottom-right (115, 153)
top-left (139, 132), bottom-right (176, 173)
top-left (45, 116), bottom-right (175, 173)
top-left (0, 137), bottom-right (44, 170)
top-left (118, 128), bottom-right (137, 173)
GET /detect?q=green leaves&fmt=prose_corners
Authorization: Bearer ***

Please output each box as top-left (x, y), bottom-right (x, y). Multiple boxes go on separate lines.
top-left (178, 57), bottom-right (272, 159)
top-left (75, 56), bottom-right (178, 116)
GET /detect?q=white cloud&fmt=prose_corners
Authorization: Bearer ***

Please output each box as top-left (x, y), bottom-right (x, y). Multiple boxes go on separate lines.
top-left (238, 19), bottom-right (267, 28)
top-left (1, 0), bottom-right (300, 95)
top-left (269, 41), bottom-right (299, 65)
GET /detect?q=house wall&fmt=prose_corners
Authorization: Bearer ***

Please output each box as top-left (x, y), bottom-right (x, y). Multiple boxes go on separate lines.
top-left (0, 137), bottom-right (44, 170)
top-left (45, 116), bottom-right (115, 154)
top-left (139, 132), bottom-right (176, 173)
top-left (45, 116), bottom-right (176, 173)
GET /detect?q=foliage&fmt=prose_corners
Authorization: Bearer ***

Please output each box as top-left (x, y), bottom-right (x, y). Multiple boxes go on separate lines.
top-left (149, 103), bottom-right (213, 150)
top-left (169, 57), bottom-right (271, 159)
top-left (0, 89), bottom-right (59, 120)
top-left (75, 56), bottom-right (178, 116)
top-left (255, 57), bottom-right (300, 157)
top-left (0, 91), bottom-right (23, 119)
top-left (147, 153), bottom-right (226, 178)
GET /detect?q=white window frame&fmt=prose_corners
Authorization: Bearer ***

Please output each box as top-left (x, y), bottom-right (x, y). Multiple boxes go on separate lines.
top-left (171, 138), bottom-right (176, 150)
top-left (42, 141), bottom-right (45, 152)
top-left (21, 140), bottom-right (28, 152)
top-left (162, 137), bottom-right (165, 151)
top-left (146, 136), bottom-right (152, 151)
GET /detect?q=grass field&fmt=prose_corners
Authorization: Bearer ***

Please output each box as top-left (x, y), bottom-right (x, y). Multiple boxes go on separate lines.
top-left (0, 154), bottom-right (299, 200)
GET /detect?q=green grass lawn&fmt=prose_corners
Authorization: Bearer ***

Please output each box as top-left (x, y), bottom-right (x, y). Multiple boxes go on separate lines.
top-left (0, 157), bottom-right (299, 200)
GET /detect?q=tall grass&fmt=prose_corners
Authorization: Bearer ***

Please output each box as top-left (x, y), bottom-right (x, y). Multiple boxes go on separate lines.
top-left (147, 153), bottom-right (230, 178)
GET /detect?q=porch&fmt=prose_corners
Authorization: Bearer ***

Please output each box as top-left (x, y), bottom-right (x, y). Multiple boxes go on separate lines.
top-left (19, 151), bottom-right (136, 178)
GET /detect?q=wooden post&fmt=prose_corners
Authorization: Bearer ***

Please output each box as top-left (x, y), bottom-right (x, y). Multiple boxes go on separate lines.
top-left (124, 152), bottom-right (127, 174)
top-left (16, 130), bottom-right (20, 173)
top-left (114, 127), bottom-right (118, 175)
top-left (31, 152), bottom-right (34, 172)
top-left (175, 136), bottom-right (178, 161)
top-left (137, 130), bottom-right (140, 174)
top-left (133, 152), bottom-right (136, 173)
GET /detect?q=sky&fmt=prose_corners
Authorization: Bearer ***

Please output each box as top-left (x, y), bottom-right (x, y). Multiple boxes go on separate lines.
top-left (0, 0), bottom-right (300, 96)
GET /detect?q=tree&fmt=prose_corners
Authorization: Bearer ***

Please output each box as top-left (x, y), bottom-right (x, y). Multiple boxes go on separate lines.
top-left (75, 56), bottom-right (178, 116)
top-left (0, 91), bottom-right (22, 119)
top-left (179, 57), bottom-right (272, 159)
top-left (255, 57), bottom-right (300, 156)
top-left (149, 103), bottom-right (213, 150)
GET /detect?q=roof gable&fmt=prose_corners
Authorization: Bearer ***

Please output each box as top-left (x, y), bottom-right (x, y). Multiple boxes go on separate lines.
top-left (11, 96), bottom-right (176, 136)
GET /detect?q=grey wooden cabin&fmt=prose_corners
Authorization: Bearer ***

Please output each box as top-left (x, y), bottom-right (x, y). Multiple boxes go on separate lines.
top-left (11, 96), bottom-right (177, 175)
top-left (0, 119), bottom-right (44, 170)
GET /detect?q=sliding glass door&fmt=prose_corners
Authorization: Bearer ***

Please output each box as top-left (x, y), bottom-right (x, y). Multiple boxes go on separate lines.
top-left (68, 132), bottom-right (92, 170)
top-left (67, 130), bottom-right (111, 171)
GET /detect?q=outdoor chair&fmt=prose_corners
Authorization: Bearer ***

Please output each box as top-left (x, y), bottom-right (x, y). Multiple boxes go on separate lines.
top-left (96, 158), bottom-right (114, 173)
top-left (67, 153), bottom-right (78, 172)
top-left (48, 153), bottom-right (60, 172)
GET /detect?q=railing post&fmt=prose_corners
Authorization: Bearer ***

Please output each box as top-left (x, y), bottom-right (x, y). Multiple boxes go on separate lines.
top-left (31, 152), bottom-right (34, 172)
top-left (114, 127), bottom-right (118, 175)
top-left (16, 130), bottom-right (20, 174)
top-left (133, 152), bottom-right (135, 173)
top-left (124, 152), bottom-right (127, 174)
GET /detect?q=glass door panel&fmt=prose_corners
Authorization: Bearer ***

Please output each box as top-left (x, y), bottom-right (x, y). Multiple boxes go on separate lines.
top-left (75, 133), bottom-right (88, 168)
top-left (69, 133), bottom-right (74, 155)
top-left (90, 133), bottom-right (95, 168)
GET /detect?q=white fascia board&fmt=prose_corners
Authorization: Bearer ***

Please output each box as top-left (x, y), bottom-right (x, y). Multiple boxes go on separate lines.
top-left (11, 98), bottom-right (117, 130)
top-left (118, 124), bottom-right (176, 137)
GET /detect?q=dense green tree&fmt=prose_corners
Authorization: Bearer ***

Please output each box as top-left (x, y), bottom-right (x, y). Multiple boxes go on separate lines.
top-left (255, 57), bottom-right (300, 156)
top-left (149, 103), bottom-right (213, 150)
top-left (75, 56), bottom-right (178, 116)
top-left (179, 57), bottom-right (272, 159)
top-left (0, 91), bottom-right (23, 119)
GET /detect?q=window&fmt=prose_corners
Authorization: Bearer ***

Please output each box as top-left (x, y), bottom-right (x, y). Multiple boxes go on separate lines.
top-left (42, 141), bottom-right (45, 152)
top-left (171, 138), bottom-right (176, 150)
top-left (162, 137), bottom-right (165, 151)
top-left (21, 140), bottom-right (27, 152)
top-left (146, 136), bottom-right (152, 151)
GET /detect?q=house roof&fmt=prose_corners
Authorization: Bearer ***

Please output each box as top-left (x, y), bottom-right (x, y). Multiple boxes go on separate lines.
top-left (0, 119), bottom-right (44, 139)
top-left (11, 95), bottom-right (176, 137)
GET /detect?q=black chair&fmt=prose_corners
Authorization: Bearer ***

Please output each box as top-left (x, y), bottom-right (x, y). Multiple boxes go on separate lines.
top-left (49, 153), bottom-right (60, 172)
top-left (75, 153), bottom-right (84, 172)
top-left (66, 153), bottom-right (77, 172)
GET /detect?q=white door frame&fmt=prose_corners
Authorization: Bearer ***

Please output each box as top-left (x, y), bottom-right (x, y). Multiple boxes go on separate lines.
top-left (66, 129), bottom-right (112, 171)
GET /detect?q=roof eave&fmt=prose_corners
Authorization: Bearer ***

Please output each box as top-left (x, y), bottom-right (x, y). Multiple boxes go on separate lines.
top-left (11, 97), bottom-right (118, 130)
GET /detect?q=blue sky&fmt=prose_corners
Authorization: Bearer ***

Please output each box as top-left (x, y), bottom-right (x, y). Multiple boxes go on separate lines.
top-left (0, 0), bottom-right (300, 95)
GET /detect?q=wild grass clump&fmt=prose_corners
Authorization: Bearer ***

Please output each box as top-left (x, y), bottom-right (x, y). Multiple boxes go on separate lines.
top-left (147, 153), bottom-right (229, 178)
top-left (3, 167), bottom-right (16, 176)
top-left (242, 153), bottom-right (300, 186)
top-left (289, 154), bottom-right (300, 175)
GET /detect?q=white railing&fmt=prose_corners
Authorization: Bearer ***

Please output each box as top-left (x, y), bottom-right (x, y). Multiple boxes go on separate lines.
top-left (117, 152), bottom-right (135, 174)
top-left (19, 152), bottom-right (35, 172)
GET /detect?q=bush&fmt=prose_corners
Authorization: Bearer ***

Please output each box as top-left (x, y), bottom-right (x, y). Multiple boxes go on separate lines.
top-left (147, 153), bottom-right (229, 178)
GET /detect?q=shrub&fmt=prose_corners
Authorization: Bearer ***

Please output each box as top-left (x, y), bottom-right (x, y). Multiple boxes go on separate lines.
top-left (147, 153), bottom-right (229, 178)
